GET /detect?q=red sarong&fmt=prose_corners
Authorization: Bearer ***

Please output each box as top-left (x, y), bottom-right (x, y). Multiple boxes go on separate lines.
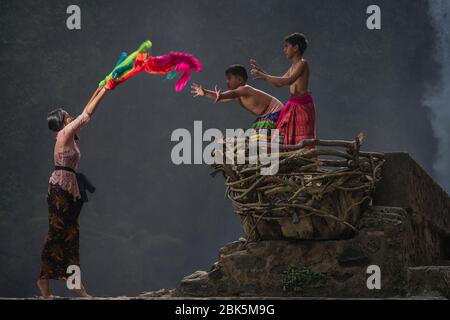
top-left (276, 93), bottom-right (316, 146)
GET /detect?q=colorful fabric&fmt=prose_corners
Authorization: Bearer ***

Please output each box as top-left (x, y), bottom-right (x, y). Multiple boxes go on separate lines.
top-left (99, 41), bottom-right (152, 87)
top-left (39, 183), bottom-right (83, 280)
top-left (100, 41), bottom-right (202, 92)
top-left (250, 110), bottom-right (281, 142)
top-left (252, 110), bottom-right (280, 130)
top-left (49, 111), bottom-right (91, 201)
top-left (276, 93), bottom-right (316, 146)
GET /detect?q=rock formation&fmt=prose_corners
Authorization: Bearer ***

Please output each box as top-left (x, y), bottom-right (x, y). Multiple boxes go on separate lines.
top-left (141, 152), bottom-right (450, 299)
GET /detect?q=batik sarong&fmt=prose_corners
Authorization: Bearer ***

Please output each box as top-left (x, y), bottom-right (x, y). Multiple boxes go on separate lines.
top-left (39, 183), bottom-right (83, 280)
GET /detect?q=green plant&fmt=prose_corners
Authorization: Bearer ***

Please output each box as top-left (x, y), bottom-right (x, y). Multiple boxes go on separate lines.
top-left (283, 264), bottom-right (327, 292)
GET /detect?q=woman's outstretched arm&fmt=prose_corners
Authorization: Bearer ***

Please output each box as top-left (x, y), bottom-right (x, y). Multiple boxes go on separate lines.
top-left (62, 86), bottom-right (109, 138)
top-left (83, 86), bottom-right (108, 116)
top-left (85, 86), bottom-right (103, 106)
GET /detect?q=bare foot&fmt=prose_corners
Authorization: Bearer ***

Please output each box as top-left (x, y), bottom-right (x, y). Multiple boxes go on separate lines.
top-left (73, 290), bottom-right (92, 298)
top-left (72, 284), bottom-right (92, 298)
top-left (36, 279), bottom-right (53, 298)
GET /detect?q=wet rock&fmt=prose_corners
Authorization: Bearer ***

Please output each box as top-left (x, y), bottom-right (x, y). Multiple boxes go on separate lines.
top-left (337, 248), bottom-right (370, 267)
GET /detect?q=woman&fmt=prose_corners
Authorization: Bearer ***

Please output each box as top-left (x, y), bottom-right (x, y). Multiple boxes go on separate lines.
top-left (37, 85), bottom-right (109, 298)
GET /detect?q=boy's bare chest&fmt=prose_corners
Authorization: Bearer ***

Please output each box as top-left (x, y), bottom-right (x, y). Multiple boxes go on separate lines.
top-left (238, 96), bottom-right (268, 116)
top-left (238, 96), bottom-right (253, 108)
top-left (239, 93), bottom-right (264, 106)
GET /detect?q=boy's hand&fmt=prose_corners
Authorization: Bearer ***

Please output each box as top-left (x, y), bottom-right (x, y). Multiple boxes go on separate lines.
top-left (250, 59), bottom-right (266, 73)
top-left (213, 85), bottom-right (222, 103)
top-left (191, 83), bottom-right (205, 97)
top-left (251, 68), bottom-right (266, 80)
top-left (250, 58), bottom-right (267, 80)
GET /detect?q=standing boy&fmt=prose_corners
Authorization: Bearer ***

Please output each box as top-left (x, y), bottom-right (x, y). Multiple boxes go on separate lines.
top-left (250, 33), bottom-right (316, 146)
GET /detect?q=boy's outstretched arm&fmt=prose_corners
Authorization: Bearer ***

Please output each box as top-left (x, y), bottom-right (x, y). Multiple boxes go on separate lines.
top-left (191, 83), bottom-right (248, 103)
top-left (214, 86), bottom-right (249, 103)
top-left (250, 59), bottom-right (305, 88)
top-left (191, 83), bottom-right (221, 101)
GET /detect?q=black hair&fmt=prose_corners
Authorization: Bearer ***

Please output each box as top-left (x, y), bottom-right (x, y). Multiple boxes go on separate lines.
top-left (225, 64), bottom-right (248, 82)
top-left (285, 32), bottom-right (308, 55)
top-left (47, 108), bottom-right (66, 132)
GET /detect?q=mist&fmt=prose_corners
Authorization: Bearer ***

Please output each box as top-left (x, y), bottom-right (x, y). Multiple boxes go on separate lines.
top-left (426, 0), bottom-right (450, 192)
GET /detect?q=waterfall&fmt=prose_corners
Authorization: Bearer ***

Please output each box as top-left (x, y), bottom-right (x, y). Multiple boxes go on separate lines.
top-left (426, 0), bottom-right (450, 192)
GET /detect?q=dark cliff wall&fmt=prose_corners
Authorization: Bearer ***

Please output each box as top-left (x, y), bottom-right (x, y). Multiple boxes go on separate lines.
top-left (373, 152), bottom-right (450, 265)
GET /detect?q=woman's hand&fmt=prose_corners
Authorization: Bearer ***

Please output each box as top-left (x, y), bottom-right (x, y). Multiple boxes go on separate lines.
top-left (105, 78), bottom-right (118, 90)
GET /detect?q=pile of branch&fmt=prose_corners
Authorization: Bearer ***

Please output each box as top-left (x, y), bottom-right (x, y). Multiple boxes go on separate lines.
top-left (211, 133), bottom-right (385, 241)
